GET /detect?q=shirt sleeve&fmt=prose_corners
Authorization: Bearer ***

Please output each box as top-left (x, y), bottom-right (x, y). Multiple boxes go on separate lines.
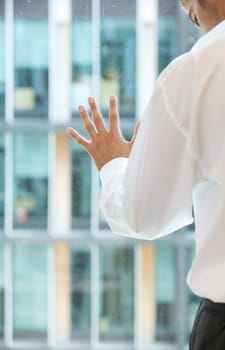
top-left (99, 80), bottom-right (196, 241)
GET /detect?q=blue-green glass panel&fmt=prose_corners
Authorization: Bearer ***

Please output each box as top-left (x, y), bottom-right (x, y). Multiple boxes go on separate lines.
top-left (0, 0), bottom-right (5, 119)
top-left (100, 0), bottom-right (136, 119)
top-left (14, 0), bottom-right (48, 119)
top-left (99, 246), bottom-right (134, 342)
top-left (13, 244), bottom-right (47, 340)
top-left (13, 132), bottom-right (48, 229)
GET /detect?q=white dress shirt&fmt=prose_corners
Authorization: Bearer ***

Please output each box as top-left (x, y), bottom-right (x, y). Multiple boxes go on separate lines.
top-left (100, 20), bottom-right (225, 303)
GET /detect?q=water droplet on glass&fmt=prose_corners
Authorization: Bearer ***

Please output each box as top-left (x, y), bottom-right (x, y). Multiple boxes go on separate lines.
top-left (113, 4), bottom-right (116, 8)
top-left (19, 11), bottom-right (23, 16)
top-left (27, 0), bottom-right (31, 3)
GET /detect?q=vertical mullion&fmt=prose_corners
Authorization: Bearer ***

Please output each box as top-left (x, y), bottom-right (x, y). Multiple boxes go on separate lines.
top-left (91, 0), bottom-right (101, 236)
top-left (176, 244), bottom-right (188, 350)
top-left (48, 0), bottom-right (55, 346)
top-left (5, 0), bottom-right (14, 124)
top-left (4, 243), bottom-right (13, 346)
top-left (4, 132), bottom-right (13, 235)
top-left (47, 243), bottom-right (56, 347)
top-left (134, 244), bottom-right (141, 347)
top-left (91, 244), bottom-right (100, 347)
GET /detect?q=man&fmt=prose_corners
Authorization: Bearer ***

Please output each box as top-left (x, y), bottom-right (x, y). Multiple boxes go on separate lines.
top-left (67, 1), bottom-right (225, 349)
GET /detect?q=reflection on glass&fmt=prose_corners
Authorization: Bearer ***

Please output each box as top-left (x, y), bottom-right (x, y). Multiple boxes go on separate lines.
top-left (0, 243), bottom-right (4, 340)
top-left (156, 245), bottom-right (176, 342)
top-left (55, 245), bottom-right (91, 342)
top-left (0, 134), bottom-right (4, 229)
top-left (72, 0), bottom-right (92, 114)
top-left (13, 132), bottom-right (48, 229)
top-left (13, 244), bottom-right (47, 340)
top-left (0, 0), bottom-right (5, 118)
top-left (72, 142), bottom-right (91, 229)
top-left (100, 0), bottom-right (136, 119)
top-left (71, 247), bottom-right (91, 340)
top-left (158, 0), bottom-right (202, 73)
top-left (186, 247), bottom-right (200, 340)
top-left (99, 246), bottom-right (134, 342)
top-left (14, 0), bottom-right (48, 118)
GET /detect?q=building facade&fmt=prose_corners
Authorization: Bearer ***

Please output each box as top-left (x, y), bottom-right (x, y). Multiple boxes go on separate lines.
top-left (0, 0), bottom-right (202, 349)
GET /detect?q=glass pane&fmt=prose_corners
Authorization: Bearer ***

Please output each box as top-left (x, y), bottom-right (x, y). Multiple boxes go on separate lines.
top-left (0, 0), bottom-right (5, 119)
top-left (72, 0), bottom-right (92, 115)
top-left (158, 0), bottom-right (202, 73)
top-left (0, 243), bottom-right (4, 340)
top-left (72, 142), bottom-right (91, 229)
top-left (55, 245), bottom-right (91, 343)
top-left (0, 134), bottom-right (4, 229)
top-left (99, 246), bottom-right (134, 342)
top-left (13, 132), bottom-right (48, 229)
top-left (156, 245), bottom-right (176, 342)
top-left (100, 0), bottom-right (136, 119)
top-left (14, 0), bottom-right (48, 119)
top-left (71, 247), bottom-right (91, 340)
top-left (186, 247), bottom-right (200, 341)
top-left (13, 244), bottom-right (47, 341)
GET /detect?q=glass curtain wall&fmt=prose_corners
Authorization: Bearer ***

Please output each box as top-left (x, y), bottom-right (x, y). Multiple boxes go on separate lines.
top-left (71, 142), bottom-right (91, 229)
top-left (0, 0), bottom-right (202, 348)
top-left (13, 132), bottom-right (48, 229)
top-left (99, 246), bottom-right (134, 342)
top-left (0, 243), bottom-right (3, 341)
top-left (100, 0), bottom-right (136, 119)
top-left (0, 0), bottom-right (5, 118)
top-left (14, 0), bottom-right (48, 119)
top-left (158, 0), bottom-right (202, 73)
top-left (13, 244), bottom-right (47, 341)
top-left (72, 0), bottom-right (92, 114)
top-left (0, 134), bottom-right (4, 229)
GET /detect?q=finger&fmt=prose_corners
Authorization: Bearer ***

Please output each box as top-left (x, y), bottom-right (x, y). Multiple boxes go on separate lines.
top-left (109, 95), bottom-right (121, 134)
top-left (88, 97), bottom-right (106, 133)
top-left (66, 127), bottom-right (91, 151)
top-left (78, 105), bottom-right (98, 140)
top-left (129, 121), bottom-right (141, 148)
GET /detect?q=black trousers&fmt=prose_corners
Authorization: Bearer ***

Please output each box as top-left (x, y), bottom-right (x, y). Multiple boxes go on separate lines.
top-left (190, 298), bottom-right (225, 350)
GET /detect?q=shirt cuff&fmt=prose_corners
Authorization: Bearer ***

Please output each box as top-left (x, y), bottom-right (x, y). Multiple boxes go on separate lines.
top-left (100, 157), bottom-right (129, 186)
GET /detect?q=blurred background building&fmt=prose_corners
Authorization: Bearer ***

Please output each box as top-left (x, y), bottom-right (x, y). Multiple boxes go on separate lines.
top-left (0, 0), bottom-right (202, 349)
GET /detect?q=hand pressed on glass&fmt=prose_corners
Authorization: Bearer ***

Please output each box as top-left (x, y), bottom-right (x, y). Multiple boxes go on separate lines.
top-left (67, 96), bottom-right (140, 171)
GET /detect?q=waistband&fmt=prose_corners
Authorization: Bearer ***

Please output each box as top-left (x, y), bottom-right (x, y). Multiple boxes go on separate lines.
top-left (202, 298), bottom-right (225, 317)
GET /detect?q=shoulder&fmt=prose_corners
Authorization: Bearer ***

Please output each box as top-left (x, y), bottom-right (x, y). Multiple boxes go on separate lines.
top-left (157, 52), bottom-right (195, 89)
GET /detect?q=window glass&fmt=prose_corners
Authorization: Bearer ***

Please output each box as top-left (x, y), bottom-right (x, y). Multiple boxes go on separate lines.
top-left (0, 134), bottom-right (4, 229)
top-left (0, 0), bottom-right (5, 119)
top-left (72, 142), bottom-right (91, 230)
top-left (71, 247), bottom-right (91, 340)
top-left (100, 0), bottom-right (136, 119)
top-left (13, 244), bottom-right (47, 340)
top-left (13, 132), bottom-right (48, 229)
top-left (72, 0), bottom-right (92, 115)
top-left (14, 0), bottom-right (48, 119)
top-left (0, 243), bottom-right (4, 340)
top-left (156, 245), bottom-right (176, 342)
top-left (186, 247), bottom-right (200, 340)
top-left (55, 245), bottom-right (91, 342)
top-left (99, 246), bottom-right (134, 342)
top-left (158, 0), bottom-right (202, 73)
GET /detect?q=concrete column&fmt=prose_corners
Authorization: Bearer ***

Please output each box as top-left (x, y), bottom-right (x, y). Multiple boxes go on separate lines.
top-left (54, 132), bottom-right (71, 233)
top-left (139, 244), bottom-right (156, 343)
top-left (55, 244), bottom-right (71, 341)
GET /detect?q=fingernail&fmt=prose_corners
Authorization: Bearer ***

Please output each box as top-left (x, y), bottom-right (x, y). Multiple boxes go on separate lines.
top-left (110, 95), bottom-right (115, 102)
top-left (66, 127), bottom-right (72, 134)
top-left (88, 97), bottom-right (94, 104)
top-left (78, 105), bottom-right (84, 113)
